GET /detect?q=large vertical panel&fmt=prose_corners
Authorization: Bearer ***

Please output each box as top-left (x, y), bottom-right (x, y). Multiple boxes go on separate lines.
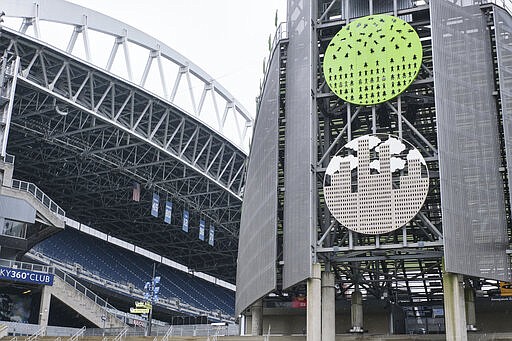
top-left (235, 42), bottom-right (280, 316)
top-left (495, 7), bottom-right (512, 226)
top-left (283, 0), bottom-right (316, 290)
top-left (432, 1), bottom-right (510, 281)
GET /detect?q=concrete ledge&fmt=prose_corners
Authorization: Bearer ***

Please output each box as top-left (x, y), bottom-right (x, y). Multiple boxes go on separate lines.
top-left (0, 186), bottom-right (64, 228)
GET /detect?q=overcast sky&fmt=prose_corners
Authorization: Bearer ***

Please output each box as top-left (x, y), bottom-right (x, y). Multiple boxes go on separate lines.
top-left (67, 0), bottom-right (287, 117)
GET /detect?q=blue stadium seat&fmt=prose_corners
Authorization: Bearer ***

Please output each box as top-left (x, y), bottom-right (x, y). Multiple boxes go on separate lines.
top-left (31, 228), bottom-right (235, 315)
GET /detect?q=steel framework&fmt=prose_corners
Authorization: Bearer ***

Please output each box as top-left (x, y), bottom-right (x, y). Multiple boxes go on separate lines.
top-left (238, 0), bottom-right (512, 313)
top-left (0, 0), bottom-right (251, 282)
top-left (311, 0), bottom-right (510, 304)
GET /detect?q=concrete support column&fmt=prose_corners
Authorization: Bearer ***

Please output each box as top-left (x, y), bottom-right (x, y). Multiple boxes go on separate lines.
top-left (239, 314), bottom-right (246, 336)
top-left (307, 263), bottom-right (321, 341)
top-left (443, 272), bottom-right (467, 341)
top-left (321, 271), bottom-right (335, 341)
top-left (38, 285), bottom-right (52, 327)
top-left (464, 287), bottom-right (477, 331)
top-left (350, 290), bottom-right (363, 333)
top-left (250, 299), bottom-right (263, 336)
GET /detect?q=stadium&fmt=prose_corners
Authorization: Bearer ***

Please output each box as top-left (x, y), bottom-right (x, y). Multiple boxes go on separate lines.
top-left (1, 0), bottom-right (512, 341)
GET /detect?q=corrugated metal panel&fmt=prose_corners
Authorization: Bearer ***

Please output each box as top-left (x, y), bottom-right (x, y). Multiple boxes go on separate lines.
top-left (282, 0), bottom-right (315, 290)
top-left (0, 195), bottom-right (36, 223)
top-left (235, 41), bottom-right (280, 315)
top-left (432, 1), bottom-right (511, 281)
top-left (495, 6), bottom-right (512, 244)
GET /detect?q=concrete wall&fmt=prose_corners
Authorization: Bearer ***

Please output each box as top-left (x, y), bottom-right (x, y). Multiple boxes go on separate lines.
top-left (475, 300), bottom-right (512, 333)
top-left (243, 299), bottom-right (512, 335)
top-left (244, 308), bottom-right (390, 335)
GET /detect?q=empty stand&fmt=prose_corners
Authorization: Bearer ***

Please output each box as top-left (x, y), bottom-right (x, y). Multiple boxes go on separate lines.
top-left (31, 228), bottom-right (234, 315)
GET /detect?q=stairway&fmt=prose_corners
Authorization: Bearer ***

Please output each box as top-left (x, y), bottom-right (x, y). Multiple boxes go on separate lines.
top-left (49, 275), bottom-right (126, 328)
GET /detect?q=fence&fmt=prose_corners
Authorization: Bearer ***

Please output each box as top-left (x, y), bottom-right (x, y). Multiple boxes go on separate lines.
top-left (3, 322), bottom-right (80, 337)
top-left (84, 324), bottom-right (239, 337)
top-left (11, 179), bottom-right (65, 217)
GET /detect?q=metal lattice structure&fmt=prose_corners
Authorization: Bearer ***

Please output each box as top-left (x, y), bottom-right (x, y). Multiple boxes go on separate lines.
top-left (236, 0), bottom-right (512, 316)
top-left (0, 0), bottom-right (253, 283)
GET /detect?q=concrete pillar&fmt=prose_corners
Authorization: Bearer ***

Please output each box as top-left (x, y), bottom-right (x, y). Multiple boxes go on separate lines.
top-left (443, 272), bottom-right (467, 341)
top-left (464, 287), bottom-right (477, 331)
top-left (321, 271), bottom-right (335, 341)
top-left (250, 299), bottom-right (263, 336)
top-left (239, 314), bottom-right (246, 336)
top-left (38, 285), bottom-right (52, 327)
top-left (307, 263), bottom-right (321, 341)
top-left (350, 290), bottom-right (363, 333)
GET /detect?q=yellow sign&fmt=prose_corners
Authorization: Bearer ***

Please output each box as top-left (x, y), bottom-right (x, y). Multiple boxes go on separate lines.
top-left (135, 301), bottom-right (152, 309)
top-left (130, 308), bottom-right (150, 314)
top-left (500, 281), bottom-right (512, 297)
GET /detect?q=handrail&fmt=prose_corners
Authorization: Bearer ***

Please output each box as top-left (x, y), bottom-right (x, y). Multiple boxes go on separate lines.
top-left (53, 268), bottom-right (118, 312)
top-left (257, 21), bottom-right (288, 109)
top-left (27, 326), bottom-right (46, 341)
top-left (69, 326), bottom-right (86, 341)
top-left (161, 326), bottom-right (173, 341)
top-left (264, 325), bottom-right (271, 341)
top-left (0, 324), bottom-right (8, 338)
top-left (11, 178), bottom-right (65, 217)
top-left (113, 327), bottom-right (128, 341)
top-left (0, 258), bottom-right (53, 274)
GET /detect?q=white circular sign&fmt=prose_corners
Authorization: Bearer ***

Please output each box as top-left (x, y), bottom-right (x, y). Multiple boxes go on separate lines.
top-left (324, 134), bottom-right (429, 234)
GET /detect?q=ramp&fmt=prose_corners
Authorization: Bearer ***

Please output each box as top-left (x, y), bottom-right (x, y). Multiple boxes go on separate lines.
top-left (42, 270), bottom-right (126, 328)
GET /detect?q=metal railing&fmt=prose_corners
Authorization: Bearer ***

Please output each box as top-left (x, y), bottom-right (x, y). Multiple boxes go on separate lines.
top-left (53, 268), bottom-right (118, 312)
top-left (112, 327), bottom-right (128, 341)
top-left (477, 0), bottom-right (512, 12)
top-left (69, 326), bottom-right (85, 341)
top-left (11, 178), bottom-right (65, 217)
top-left (257, 21), bottom-right (288, 109)
top-left (0, 258), bottom-right (53, 274)
top-left (3, 322), bottom-right (81, 337)
top-left (161, 326), bottom-right (173, 341)
top-left (26, 326), bottom-right (46, 341)
top-left (85, 324), bottom-right (239, 338)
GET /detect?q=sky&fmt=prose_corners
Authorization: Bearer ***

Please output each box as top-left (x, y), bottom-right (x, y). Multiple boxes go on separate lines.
top-left (66, 0), bottom-right (288, 117)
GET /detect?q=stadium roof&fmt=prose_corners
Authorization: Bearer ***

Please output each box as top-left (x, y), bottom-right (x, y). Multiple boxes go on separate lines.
top-left (0, 0), bottom-right (252, 283)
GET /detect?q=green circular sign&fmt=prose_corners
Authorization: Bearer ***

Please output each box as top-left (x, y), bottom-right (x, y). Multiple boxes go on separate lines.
top-left (323, 14), bottom-right (422, 106)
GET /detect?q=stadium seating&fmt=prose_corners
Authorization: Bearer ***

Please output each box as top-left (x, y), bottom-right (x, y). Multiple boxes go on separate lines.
top-left (31, 228), bottom-right (235, 315)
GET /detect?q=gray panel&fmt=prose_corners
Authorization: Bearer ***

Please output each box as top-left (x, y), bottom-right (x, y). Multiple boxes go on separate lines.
top-left (495, 7), bottom-right (512, 236)
top-left (431, 1), bottom-right (511, 281)
top-left (282, 0), bottom-right (315, 290)
top-left (0, 195), bottom-right (35, 223)
top-left (235, 43), bottom-right (280, 315)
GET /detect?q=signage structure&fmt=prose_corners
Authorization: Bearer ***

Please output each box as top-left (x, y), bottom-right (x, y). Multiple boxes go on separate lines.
top-left (323, 14), bottom-right (422, 105)
top-left (0, 266), bottom-right (54, 286)
top-left (130, 307), bottom-right (150, 314)
top-left (323, 134), bottom-right (429, 234)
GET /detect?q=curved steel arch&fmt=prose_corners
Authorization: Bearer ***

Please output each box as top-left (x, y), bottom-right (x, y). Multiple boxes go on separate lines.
top-left (0, 0), bottom-right (253, 153)
top-left (4, 27), bottom-right (246, 199)
top-left (0, 27), bottom-right (245, 281)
